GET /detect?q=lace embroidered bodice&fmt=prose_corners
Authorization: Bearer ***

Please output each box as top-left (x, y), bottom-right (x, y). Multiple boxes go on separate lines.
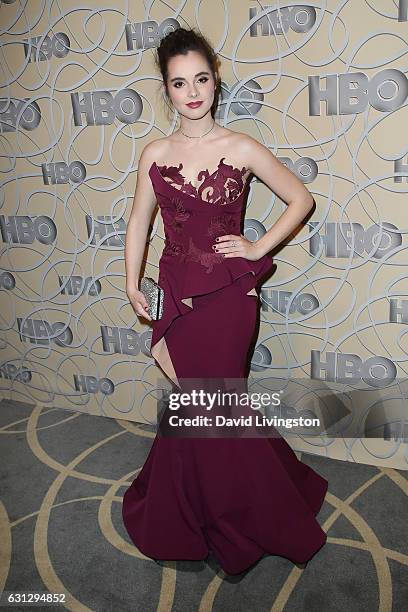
top-left (156, 157), bottom-right (250, 205)
top-left (148, 156), bottom-right (257, 273)
top-left (148, 155), bottom-right (274, 383)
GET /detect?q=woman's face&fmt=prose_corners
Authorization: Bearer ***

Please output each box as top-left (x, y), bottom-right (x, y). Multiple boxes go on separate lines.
top-left (166, 50), bottom-right (216, 119)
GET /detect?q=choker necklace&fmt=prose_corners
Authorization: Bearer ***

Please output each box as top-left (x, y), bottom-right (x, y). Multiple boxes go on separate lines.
top-left (180, 120), bottom-right (215, 139)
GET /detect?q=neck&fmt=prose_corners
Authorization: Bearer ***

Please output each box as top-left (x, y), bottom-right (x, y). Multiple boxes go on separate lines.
top-left (179, 114), bottom-right (215, 137)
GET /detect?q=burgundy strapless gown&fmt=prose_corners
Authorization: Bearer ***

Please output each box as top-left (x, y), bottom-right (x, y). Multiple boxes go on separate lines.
top-left (122, 157), bottom-right (328, 575)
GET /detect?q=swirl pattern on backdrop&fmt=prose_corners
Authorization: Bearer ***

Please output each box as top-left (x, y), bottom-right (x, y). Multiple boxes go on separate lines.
top-left (0, 1), bottom-right (407, 468)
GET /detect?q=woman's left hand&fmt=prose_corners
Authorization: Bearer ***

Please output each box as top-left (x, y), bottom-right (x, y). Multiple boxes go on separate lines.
top-left (212, 234), bottom-right (263, 261)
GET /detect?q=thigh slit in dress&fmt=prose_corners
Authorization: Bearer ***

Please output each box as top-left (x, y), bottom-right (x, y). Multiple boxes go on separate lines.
top-left (122, 157), bottom-right (328, 575)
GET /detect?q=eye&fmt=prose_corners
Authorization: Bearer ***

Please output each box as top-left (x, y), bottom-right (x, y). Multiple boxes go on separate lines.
top-left (173, 81), bottom-right (183, 88)
top-left (198, 77), bottom-right (208, 83)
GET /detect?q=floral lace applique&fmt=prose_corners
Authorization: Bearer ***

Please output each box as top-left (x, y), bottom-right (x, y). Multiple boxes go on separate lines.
top-left (186, 236), bottom-right (225, 273)
top-left (157, 157), bottom-right (249, 205)
top-left (207, 213), bottom-right (238, 238)
top-left (163, 236), bottom-right (224, 273)
top-left (163, 241), bottom-right (186, 258)
top-left (168, 195), bottom-right (191, 233)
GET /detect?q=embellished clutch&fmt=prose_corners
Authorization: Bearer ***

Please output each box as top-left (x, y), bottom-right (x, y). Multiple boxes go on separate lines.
top-left (140, 276), bottom-right (164, 320)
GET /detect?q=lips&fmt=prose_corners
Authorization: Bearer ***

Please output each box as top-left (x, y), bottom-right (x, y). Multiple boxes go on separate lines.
top-left (186, 101), bottom-right (203, 108)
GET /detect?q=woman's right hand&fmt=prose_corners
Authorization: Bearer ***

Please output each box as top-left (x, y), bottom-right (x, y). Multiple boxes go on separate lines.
top-left (127, 286), bottom-right (152, 322)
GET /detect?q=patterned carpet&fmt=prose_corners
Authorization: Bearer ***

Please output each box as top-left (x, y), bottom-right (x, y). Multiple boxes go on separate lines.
top-left (0, 398), bottom-right (407, 611)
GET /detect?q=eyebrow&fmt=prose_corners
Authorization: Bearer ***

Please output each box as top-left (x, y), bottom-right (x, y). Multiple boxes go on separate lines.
top-left (169, 71), bottom-right (210, 83)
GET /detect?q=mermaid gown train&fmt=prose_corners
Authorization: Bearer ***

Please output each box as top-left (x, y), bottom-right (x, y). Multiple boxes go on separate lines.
top-left (122, 157), bottom-right (328, 575)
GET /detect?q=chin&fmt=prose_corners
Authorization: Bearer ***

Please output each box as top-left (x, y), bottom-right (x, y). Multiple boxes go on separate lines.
top-left (185, 104), bottom-right (211, 115)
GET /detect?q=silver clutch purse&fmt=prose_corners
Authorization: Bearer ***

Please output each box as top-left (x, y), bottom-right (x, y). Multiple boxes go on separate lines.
top-left (140, 276), bottom-right (164, 320)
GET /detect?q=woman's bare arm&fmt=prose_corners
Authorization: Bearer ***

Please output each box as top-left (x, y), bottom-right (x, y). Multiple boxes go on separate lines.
top-left (241, 135), bottom-right (314, 258)
top-left (125, 141), bottom-right (159, 293)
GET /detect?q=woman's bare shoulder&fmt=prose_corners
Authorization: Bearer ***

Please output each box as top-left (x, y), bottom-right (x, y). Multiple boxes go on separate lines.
top-left (141, 136), bottom-right (172, 164)
top-left (227, 132), bottom-right (276, 170)
top-left (218, 129), bottom-right (259, 168)
top-left (226, 130), bottom-right (256, 151)
top-left (214, 127), bottom-right (251, 150)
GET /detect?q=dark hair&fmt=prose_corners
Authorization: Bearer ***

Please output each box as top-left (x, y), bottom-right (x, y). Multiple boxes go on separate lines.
top-left (154, 27), bottom-right (220, 119)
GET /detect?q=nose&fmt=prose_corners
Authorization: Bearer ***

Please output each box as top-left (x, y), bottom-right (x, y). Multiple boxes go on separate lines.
top-left (188, 83), bottom-right (198, 97)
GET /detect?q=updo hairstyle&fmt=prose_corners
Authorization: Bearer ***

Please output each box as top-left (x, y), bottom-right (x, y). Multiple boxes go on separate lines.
top-left (154, 27), bottom-right (221, 118)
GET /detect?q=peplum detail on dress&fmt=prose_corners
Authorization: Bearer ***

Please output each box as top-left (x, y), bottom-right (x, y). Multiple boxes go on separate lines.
top-left (150, 253), bottom-right (274, 389)
top-left (178, 249), bottom-right (274, 306)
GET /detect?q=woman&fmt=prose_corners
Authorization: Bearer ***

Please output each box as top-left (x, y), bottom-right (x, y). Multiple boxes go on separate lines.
top-left (122, 27), bottom-right (328, 576)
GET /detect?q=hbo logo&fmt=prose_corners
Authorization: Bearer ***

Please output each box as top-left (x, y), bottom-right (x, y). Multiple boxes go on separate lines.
top-left (23, 32), bottom-right (70, 62)
top-left (249, 5), bottom-right (316, 36)
top-left (311, 350), bottom-right (397, 388)
top-left (71, 89), bottom-right (143, 126)
top-left (74, 375), bottom-right (114, 395)
top-left (60, 276), bottom-right (101, 297)
top-left (0, 99), bottom-right (41, 132)
top-left (309, 222), bottom-right (402, 258)
top-left (0, 215), bottom-right (56, 244)
top-left (125, 18), bottom-right (179, 50)
top-left (309, 69), bottom-right (408, 115)
top-left (42, 161), bottom-right (86, 185)
top-left (278, 157), bottom-right (318, 183)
